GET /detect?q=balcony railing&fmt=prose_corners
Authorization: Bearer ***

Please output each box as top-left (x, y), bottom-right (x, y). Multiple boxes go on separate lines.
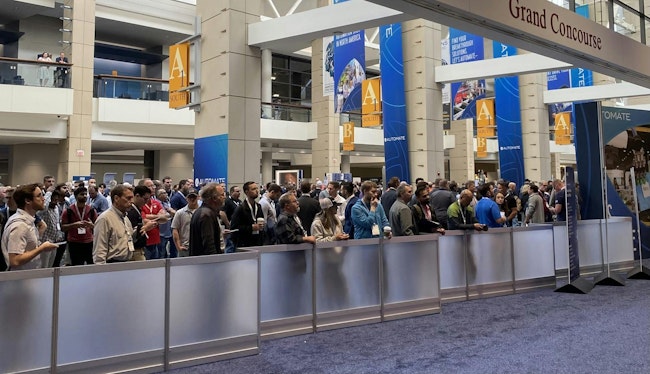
top-left (261, 102), bottom-right (311, 122)
top-left (94, 74), bottom-right (170, 101)
top-left (0, 56), bottom-right (72, 88)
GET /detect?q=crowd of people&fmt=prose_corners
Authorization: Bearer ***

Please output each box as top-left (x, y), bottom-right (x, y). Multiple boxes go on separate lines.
top-left (0, 174), bottom-right (571, 271)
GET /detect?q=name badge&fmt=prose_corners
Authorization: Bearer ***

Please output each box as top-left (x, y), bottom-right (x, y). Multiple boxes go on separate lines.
top-left (127, 237), bottom-right (135, 252)
top-left (77, 227), bottom-right (86, 235)
top-left (371, 224), bottom-right (380, 236)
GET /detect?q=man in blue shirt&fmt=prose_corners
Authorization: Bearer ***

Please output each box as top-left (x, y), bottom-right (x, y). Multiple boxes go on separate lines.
top-left (351, 181), bottom-right (391, 239)
top-left (475, 183), bottom-right (506, 228)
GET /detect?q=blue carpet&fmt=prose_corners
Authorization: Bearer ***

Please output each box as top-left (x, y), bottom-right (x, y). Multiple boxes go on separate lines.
top-left (166, 276), bottom-right (650, 374)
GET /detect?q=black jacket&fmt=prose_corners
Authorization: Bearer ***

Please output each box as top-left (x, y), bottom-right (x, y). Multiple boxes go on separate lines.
top-left (189, 205), bottom-right (222, 256)
top-left (297, 195), bottom-right (321, 235)
top-left (230, 200), bottom-right (264, 248)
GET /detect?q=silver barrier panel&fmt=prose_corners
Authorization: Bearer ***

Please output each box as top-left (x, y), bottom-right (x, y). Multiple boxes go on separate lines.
top-left (438, 231), bottom-right (467, 303)
top-left (381, 234), bottom-right (441, 320)
top-left (258, 244), bottom-right (313, 339)
top-left (168, 251), bottom-right (259, 369)
top-left (512, 225), bottom-right (556, 292)
top-left (314, 238), bottom-right (381, 331)
top-left (0, 269), bottom-right (54, 374)
top-left (467, 228), bottom-right (514, 299)
top-left (56, 261), bottom-right (166, 374)
top-left (553, 218), bottom-right (633, 275)
top-left (604, 217), bottom-right (634, 267)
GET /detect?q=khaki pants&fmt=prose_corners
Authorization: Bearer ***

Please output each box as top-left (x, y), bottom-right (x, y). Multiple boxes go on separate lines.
top-left (130, 248), bottom-right (146, 262)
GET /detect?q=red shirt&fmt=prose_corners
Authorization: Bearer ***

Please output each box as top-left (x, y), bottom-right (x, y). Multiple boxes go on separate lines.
top-left (61, 204), bottom-right (97, 243)
top-left (141, 200), bottom-right (162, 245)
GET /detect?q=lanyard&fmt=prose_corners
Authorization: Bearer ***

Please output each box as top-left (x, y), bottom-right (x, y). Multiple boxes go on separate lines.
top-left (246, 199), bottom-right (258, 221)
top-left (458, 202), bottom-right (467, 224)
top-left (73, 204), bottom-right (86, 221)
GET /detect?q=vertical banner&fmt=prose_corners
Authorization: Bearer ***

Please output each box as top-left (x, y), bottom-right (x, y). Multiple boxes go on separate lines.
top-left (441, 36), bottom-right (451, 129)
top-left (323, 36), bottom-right (335, 96)
top-left (565, 166), bottom-right (580, 282)
top-left (450, 29), bottom-right (485, 121)
top-left (362, 78), bottom-right (382, 127)
top-left (380, 23), bottom-right (410, 183)
top-left (554, 112), bottom-right (572, 145)
top-left (334, 30), bottom-right (365, 113)
top-left (194, 134), bottom-right (228, 186)
top-left (476, 137), bottom-right (487, 158)
top-left (476, 98), bottom-right (495, 138)
top-left (342, 121), bottom-right (355, 151)
top-left (493, 42), bottom-right (524, 188)
top-left (169, 43), bottom-right (190, 109)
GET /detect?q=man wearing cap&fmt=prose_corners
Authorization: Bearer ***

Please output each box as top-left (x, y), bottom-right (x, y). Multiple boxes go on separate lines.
top-left (275, 192), bottom-right (315, 244)
top-left (171, 187), bottom-right (199, 256)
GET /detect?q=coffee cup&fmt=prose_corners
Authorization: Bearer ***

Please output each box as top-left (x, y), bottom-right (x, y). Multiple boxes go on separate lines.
top-left (257, 217), bottom-right (265, 227)
top-left (383, 226), bottom-right (392, 238)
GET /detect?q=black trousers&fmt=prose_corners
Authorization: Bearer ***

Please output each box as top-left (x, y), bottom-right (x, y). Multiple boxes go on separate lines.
top-left (68, 242), bottom-right (94, 266)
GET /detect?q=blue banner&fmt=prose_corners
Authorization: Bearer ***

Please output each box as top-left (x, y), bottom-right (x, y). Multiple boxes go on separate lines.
top-left (565, 166), bottom-right (581, 282)
top-left (493, 42), bottom-right (524, 188)
top-left (450, 29), bottom-right (485, 120)
top-left (334, 30), bottom-right (365, 113)
top-left (380, 23), bottom-right (410, 183)
top-left (576, 103), bottom-right (650, 258)
top-left (194, 134), bottom-right (228, 186)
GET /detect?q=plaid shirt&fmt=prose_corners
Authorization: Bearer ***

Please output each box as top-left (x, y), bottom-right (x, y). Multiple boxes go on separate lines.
top-left (39, 205), bottom-right (64, 243)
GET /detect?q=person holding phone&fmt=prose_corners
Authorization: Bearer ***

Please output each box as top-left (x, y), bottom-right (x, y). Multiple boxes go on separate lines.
top-left (351, 181), bottom-right (390, 239)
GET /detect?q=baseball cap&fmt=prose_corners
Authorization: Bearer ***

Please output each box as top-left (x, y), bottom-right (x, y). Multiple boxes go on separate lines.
top-left (186, 188), bottom-right (198, 197)
top-left (319, 197), bottom-right (340, 210)
top-left (316, 180), bottom-right (323, 187)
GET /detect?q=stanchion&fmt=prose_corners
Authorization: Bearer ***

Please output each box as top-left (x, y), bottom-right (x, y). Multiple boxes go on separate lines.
top-left (555, 166), bottom-right (593, 294)
top-left (626, 167), bottom-right (650, 279)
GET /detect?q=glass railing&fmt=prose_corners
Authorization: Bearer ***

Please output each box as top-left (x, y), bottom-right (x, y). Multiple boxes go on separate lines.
top-left (94, 74), bottom-right (170, 101)
top-left (0, 56), bottom-right (72, 88)
top-left (261, 102), bottom-right (311, 122)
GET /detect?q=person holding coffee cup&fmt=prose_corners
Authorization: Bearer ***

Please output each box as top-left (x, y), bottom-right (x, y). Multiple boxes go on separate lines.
top-left (230, 181), bottom-right (265, 248)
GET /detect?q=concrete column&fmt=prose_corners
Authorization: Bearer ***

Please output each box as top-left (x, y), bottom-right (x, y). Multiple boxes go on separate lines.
top-left (448, 119), bottom-right (474, 183)
top-left (155, 149), bottom-right (194, 183)
top-left (519, 71), bottom-right (551, 182)
top-left (311, 35), bottom-right (340, 182)
top-left (261, 48), bottom-right (273, 119)
top-left (341, 154), bottom-right (351, 174)
top-left (403, 20), bottom-right (445, 183)
top-left (10, 144), bottom-right (60, 185)
top-left (58, 0), bottom-right (94, 181)
top-left (196, 1), bottom-right (262, 188)
top-left (550, 153), bottom-right (562, 180)
top-left (262, 151), bottom-right (273, 184)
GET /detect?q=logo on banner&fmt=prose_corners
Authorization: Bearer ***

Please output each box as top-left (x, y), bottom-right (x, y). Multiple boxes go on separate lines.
top-left (169, 43), bottom-right (190, 109)
top-left (555, 111), bottom-right (572, 145)
top-left (477, 137), bottom-right (487, 158)
top-left (343, 122), bottom-right (355, 151)
top-left (362, 78), bottom-right (382, 127)
top-left (476, 98), bottom-right (495, 138)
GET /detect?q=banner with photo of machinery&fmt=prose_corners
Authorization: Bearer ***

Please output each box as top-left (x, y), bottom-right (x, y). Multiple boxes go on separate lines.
top-left (449, 28), bottom-right (485, 121)
top-left (334, 30), bottom-right (365, 113)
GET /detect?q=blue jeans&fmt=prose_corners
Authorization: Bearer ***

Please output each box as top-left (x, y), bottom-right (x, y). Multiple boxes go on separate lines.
top-left (162, 236), bottom-right (178, 258)
top-left (145, 244), bottom-right (160, 260)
